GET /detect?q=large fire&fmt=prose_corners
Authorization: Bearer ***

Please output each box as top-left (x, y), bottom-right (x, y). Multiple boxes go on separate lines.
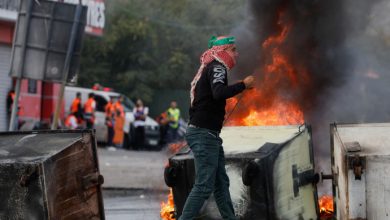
top-left (226, 90), bottom-right (304, 126)
top-left (225, 11), bottom-right (308, 126)
top-left (160, 9), bottom-right (313, 220)
top-left (319, 195), bottom-right (334, 219)
top-left (160, 189), bottom-right (176, 220)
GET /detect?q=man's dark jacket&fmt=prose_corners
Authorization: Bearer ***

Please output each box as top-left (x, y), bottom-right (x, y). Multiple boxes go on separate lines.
top-left (189, 60), bottom-right (245, 132)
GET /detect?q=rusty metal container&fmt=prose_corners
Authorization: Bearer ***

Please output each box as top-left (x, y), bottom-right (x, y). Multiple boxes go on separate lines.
top-left (331, 122), bottom-right (390, 220)
top-left (165, 125), bottom-right (319, 220)
top-left (0, 130), bottom-right (105, 219)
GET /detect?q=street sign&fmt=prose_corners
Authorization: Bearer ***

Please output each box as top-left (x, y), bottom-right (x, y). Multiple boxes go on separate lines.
top-left (9, 0), bottom-right (87, 82)
top-left (62, 0), bottom-right (105, 36)
top-left (8, 0), bottom-right (88, 131)
top-left (1, 0), bottom-right (105, 36)
top-left (0, 0), bottom-right (19, 21)
top-left (0, 0), bottom-right (19, 11)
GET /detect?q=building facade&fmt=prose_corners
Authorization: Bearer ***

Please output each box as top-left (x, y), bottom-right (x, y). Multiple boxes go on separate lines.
top-left (0, 0), bottom-right (105, 131)
top-left (0, 1), bottom-right (17, 131)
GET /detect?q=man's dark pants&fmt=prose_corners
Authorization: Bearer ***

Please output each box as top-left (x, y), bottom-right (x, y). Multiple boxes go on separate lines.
top-left (134, 125), bottom-right (145, 150)
top-left (107, 125), bottom-right (114, 146)
top-left (86, 120), bottom-right (94, 129)
top-left (179, 127), bottom-right (236, 220)
top-left (167, 126), bottom-right (178, 143)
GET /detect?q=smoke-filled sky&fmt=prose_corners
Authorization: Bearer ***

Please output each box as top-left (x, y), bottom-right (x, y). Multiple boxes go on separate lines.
top-left (230, 0), bottom-right (390, 193)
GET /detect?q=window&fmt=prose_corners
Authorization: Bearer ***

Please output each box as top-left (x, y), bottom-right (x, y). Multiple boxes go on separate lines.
top-left (28, 79), bottom-right (37, 94)
top-left (94, 95), bottom-right (107, 112)
top-left (123, 96), bottom-right (135, 112)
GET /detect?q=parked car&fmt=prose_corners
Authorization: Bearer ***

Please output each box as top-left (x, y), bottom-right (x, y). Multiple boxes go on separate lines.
top-left (64, 86), bottom-right (160, 149)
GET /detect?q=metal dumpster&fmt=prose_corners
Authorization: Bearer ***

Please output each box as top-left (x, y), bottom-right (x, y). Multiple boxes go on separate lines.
top-left (331, 122), bottom-right (390, 220)
top-left (165, 125), bottom-right (319, 220)
top-left (0, 130), bottom-right (105, 219)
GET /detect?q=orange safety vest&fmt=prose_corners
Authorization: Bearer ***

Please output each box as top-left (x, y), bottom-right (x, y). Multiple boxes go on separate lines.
top-left (105, 101), bottom-right (113, 117)
top-left (157, 112), bottom-right (168, 125)
top-left (113, 115), bottom-right (124, 145)
top-left (70, 98), bottom-right (81, 113)
top-left (65, 115), bottom-right (77, 128)
top-left (113, 101), bottom-right (125, 117)
top-left (84, 98), bottom-right (95, 113)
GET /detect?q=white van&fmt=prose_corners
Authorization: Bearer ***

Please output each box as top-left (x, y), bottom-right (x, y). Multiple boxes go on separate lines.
top-left (64, 86), bottom-right (160, 149)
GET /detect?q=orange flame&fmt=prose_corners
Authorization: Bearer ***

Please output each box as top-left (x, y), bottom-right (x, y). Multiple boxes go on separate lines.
top-left (226, 10), bottom-right (309, 126)
top-left (319, 195), bottom-right (334, 219)
top-left (226, 93), bottom-right (304, 126)
top-left (160, 189), bottom-right (176, 220)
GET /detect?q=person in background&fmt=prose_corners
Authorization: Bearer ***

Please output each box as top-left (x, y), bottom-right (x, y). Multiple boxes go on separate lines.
top-left (113, 96), bottom-right (125, 118)
top-left (6, 89), bottom-right (15, 128)
top-left (64, 112), bottom-right (78, 129)
top-left (166, 101), bottom-right (180, 143)
top-left (6, 89), bottom-right (21, 130)
top-left (156, 111), bottom-right (168, 145)
top-left (70, 92), bottom-right (83, 123)
top-left (113, 96), bottom-right (125, 147)
top-left (113, 109), bottom-right (124, 147)
top-left (132, 99), bottom-right (149, 149)
top-left (83, 93), bottom-right (96, 129)
top-left (105, 97), bottom-right (116, 147)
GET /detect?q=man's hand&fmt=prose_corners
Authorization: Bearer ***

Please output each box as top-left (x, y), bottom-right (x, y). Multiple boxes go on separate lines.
top-left (243, 75), bottom-right (255, 89)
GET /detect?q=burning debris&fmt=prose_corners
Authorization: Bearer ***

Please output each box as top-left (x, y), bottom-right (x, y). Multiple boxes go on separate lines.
top-left (226, 9), bottom-right (306, 127)
top-left (229, 0), bottom-right (390, 184)
top-left (226, 1), bottom-right (390, 214)
top-left (230, 1), bottom-right (347, 124)
top-left (165, 125), bottom-right (319, 219)
top-left (160, 0), bottom-right (390, 218)
top-left (160, 141), bottom-right (187, 220)
top-left (160, 189), bottom-right (176, 220)
top-left (319, 195), bottom-right (334, 219)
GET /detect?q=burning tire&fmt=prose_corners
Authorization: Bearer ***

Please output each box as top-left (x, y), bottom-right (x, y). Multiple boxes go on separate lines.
top-left (242, 160), bottom-right (259, 186)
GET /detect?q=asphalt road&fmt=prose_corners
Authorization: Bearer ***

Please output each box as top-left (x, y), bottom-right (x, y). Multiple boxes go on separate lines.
top-left (98, 146), bottom-right (172, 219)
top-left (103, 189), bottom-right (167, 220)
top-left (98, 146), bottom-right (170, 190)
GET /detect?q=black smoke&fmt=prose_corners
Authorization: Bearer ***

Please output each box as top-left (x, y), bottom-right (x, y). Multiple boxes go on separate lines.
top-left (230, 0), bottom-right (390, 194)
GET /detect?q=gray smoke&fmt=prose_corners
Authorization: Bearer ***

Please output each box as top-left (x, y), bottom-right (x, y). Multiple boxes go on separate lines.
top-left (231, 0), bottom-right (390, 194)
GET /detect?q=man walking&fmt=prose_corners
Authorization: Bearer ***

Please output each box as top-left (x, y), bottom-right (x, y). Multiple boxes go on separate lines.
top-left (180, 36), bottom-right (255, 220)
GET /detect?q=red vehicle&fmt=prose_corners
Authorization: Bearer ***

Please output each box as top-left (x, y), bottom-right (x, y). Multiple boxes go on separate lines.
top-left (15, 80), bottom-right (64, 130)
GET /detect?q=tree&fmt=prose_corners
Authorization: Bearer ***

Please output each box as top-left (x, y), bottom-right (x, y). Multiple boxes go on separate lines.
top-left (78, 0), bottom-right (246, 103)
